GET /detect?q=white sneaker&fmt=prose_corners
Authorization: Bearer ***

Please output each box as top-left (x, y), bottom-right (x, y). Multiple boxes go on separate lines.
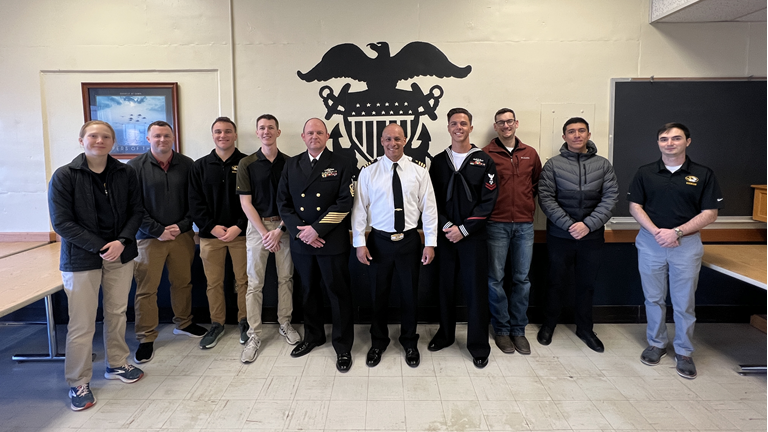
top-left (279, 323), bottom-right (301, 345)
top-left (241, 336), bottom-right (261, 363)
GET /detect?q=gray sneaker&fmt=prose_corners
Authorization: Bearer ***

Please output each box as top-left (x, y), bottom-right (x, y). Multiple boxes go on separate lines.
top-left (640, 346), bottom-right (667, 366)
top-left (675, 354), bottom-right (697, 379)
top-left (69, 383), bottom-right (96, 411)
top-left (241, 336), bottom-right (261, 363)
top-left (279, 322), bottom-right (301, 345)
top-left (104, 364), bottom-right (144, 383)
top-left (238, 318), bottom-right (249, 345)
top-left (200, 323), bottom-right (225, 349)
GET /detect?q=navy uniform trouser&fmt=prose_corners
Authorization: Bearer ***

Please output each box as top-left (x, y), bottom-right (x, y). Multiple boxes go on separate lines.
top-left (432, 236), bottom-right (491, 360)
top-left (292, 251), bottom-right (354, 354)
top-left (367, 229), bottom-right (421, 350)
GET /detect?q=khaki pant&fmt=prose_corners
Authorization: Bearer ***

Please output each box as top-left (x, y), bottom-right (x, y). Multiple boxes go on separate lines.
top-left (62, 259), bottom-right (134, 387)
top-left (134, 231), bottom-right (195, 343)
top-left (199, 236), bottom-right (247, 324)
top-left (246, 220), bottom-right (294, 338)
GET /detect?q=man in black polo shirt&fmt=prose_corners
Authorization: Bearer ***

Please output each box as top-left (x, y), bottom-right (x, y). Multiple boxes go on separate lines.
top-left (237, 114), bottom-right (301, 364)
top-left (189, 116), bottom-right (249, 349)
top-left (628, 122), bottom-right (722, 380)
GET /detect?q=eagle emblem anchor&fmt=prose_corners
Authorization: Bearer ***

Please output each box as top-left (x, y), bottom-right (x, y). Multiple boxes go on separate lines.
top-left (298, 41), bottom-right (472, 163)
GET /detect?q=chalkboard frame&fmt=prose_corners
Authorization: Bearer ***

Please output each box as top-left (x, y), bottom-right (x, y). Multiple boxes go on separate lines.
top-left (608, 77), bottom-right (767, 218)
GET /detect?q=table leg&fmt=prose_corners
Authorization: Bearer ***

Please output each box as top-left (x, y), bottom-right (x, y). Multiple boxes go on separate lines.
top-left (13, 294), bottom-right (65, 362)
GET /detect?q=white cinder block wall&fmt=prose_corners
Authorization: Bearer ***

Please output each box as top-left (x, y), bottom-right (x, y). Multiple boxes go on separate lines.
top-left (0, 0), bottom-right (764, 233)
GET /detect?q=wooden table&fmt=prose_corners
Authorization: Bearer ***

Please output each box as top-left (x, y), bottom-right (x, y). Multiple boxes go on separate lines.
top-left (702, 245), bottom-right (766, 290)
top-left (0, 241), bottom-right (50, 259)
top-left (0, 242), bottom-right (65, 361)
top-left (702, 244), bottom-right (767, 374)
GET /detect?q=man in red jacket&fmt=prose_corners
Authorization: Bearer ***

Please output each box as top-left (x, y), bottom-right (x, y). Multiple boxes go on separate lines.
top-left (483, 108), bottom-right (542, 355)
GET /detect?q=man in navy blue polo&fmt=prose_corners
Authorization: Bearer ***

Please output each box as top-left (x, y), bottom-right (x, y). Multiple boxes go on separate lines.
top-left (628, 122), bottom-right (723, 380)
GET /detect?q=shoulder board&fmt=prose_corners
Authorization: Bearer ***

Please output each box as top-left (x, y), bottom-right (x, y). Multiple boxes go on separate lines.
top-left (359, 157), bottom-right (381, 170)
top-left (412, 159), bottom-right (427, 169)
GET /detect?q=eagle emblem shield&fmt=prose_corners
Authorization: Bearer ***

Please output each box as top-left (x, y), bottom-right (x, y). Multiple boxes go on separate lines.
top-left (298, 41), bottom-right (472, 164)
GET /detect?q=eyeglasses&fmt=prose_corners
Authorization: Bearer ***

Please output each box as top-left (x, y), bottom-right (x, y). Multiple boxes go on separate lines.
top-left (495, 119), bottom-right (517, 127)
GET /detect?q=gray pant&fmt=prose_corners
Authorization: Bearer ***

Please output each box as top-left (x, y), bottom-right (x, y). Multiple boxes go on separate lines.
top-left (62, 259), bottom-right (135, 387)
top-left (636, 228), bottom-right (703, 356)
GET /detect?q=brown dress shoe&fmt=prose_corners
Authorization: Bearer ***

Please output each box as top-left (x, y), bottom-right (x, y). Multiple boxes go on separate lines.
top-left (494, 334), bottom-right (515, 354)
top-left (511, 335), bottom-right (531, 355)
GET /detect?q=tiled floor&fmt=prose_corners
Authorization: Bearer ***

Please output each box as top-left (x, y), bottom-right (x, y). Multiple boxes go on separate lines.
top-left (0, 322), bottom-right (764, 431)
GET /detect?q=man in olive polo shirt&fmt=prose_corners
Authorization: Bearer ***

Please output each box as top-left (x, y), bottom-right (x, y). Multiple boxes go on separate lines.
top-left (628, 122), bottom-right (723, 379)
top-left (237, 114), bottom-right (301, 364)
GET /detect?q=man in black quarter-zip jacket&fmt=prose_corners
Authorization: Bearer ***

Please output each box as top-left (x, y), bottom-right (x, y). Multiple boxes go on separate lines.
top-left (537, 117), bottom-right (618, 353)
top-left (128, 121), bottom-right (207, 365)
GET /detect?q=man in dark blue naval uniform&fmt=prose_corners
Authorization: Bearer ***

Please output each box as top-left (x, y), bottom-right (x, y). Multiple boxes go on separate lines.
top-left (277, 118), bottom-right (356, 372)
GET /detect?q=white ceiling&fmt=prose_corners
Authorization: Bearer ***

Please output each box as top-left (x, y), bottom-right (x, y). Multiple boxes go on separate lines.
top-left (650, 0), bottom-right (767, 23)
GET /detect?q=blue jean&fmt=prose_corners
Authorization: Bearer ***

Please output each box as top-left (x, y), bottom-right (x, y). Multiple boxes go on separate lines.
top-left (636, 228), bottom-right (703, 357)
top-left (487, 221), bottom-right (534, 336)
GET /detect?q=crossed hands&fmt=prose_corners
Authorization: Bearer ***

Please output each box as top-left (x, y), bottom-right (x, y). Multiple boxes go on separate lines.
top-left (211, 225), bottom-right (242, 242)
top-left (298, 225), bottom-right (325, 248)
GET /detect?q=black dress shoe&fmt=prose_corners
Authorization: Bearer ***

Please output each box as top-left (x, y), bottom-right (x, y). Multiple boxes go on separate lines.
top-left (537, 326), bottom-right (553, 346)
top-left (472, 356), bottom-right (489, 369)
top-left (336, 353), bottom-right (352, 372)
top-left (427, 338), bottom-right (452, 352)
top-left (405, 348), bottom-right (420, 368)
top-left (290, 341), bottom-right (317, 358)
top-left (366, 347), bottom-right (384, 367)
top-left (576, 330), bottom-right (605, 353)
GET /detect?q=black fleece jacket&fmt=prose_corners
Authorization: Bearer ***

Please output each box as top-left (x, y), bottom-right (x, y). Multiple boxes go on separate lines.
top-left (48, 154), bottom-right (142, 272)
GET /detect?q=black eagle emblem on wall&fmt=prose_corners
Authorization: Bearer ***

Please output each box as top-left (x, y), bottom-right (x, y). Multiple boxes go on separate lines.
top-left (298, 41), bottom-right (472, 164)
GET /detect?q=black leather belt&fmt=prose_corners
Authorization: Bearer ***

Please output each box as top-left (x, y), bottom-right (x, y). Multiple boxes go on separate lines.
top-left (371, 228), bottom-right (416, 242)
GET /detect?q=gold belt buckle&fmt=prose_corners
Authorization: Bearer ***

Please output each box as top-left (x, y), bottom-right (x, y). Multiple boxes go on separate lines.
top-left (390, 233), bottom-right (404, 242)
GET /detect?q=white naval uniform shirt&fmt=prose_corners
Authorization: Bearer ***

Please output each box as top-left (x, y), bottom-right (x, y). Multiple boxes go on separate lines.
top-left (351, 155), bottom-right (438, 248)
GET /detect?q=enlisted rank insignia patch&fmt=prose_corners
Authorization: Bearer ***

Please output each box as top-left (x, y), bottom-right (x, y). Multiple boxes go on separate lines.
top-left (685, 175), bottom-right (699, 186)
top-left (322, 168), bottom-right (338, 178)
top-left (469, 158), bottom-right (486, 167)
top-left (485, 173), bottom-right (496, 190)
top-left (349, 181), bottom-right (355, 197)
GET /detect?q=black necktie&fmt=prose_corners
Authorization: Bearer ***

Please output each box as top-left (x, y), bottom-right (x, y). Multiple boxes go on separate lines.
top-left (392, 162), bottom-right (405, 233)
top-left (310, 158), bottom-right (317, 169)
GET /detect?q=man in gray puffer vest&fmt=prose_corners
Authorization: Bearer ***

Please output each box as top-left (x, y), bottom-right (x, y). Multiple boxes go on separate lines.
top-left (536, 117), bottom-right (618, 352)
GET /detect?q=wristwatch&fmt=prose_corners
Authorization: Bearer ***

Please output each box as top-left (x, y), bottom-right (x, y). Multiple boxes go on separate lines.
top-left (279, 225), bottom-right (287, 232)
top-left (117, 238), bottom-right (127, 245)
top-left (674, 228), bottom-right (684, 239)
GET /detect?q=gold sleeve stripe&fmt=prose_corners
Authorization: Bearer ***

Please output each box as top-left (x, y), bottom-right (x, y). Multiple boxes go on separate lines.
top-left (319, 212), bottom-right (349, 223)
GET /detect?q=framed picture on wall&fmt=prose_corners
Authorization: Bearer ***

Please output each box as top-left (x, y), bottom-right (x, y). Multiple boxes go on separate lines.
top-left (81, 82), bottom-right (180, 159)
